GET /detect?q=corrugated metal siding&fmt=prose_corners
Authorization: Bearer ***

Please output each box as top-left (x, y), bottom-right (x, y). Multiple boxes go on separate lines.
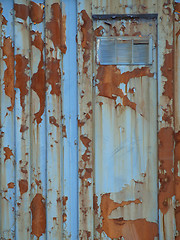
top-left (0, 0), bottom-right (78, 239)
top-left (0, 0), bottom-right (179, 239)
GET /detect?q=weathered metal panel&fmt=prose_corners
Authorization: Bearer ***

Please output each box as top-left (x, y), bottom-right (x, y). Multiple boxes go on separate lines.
top-left (0, 1), bottom-right (15, 239)
top-left (0, 0), bottom-right (179, 239)
top-left (77, 0), bottom-right (94, 239)
top-left (93, 17), bottom-right (158, 240)
top-left (174, 1), bottom-right (180, 239)
top-left (45, 0), bottom-right (63, 239)
top-left (62, 0), bottom-right (78, 239)
top-left (0, 0), bottom-right (78, 239)
top-left (157, 1), bottom-right (175, 239)
top-left (14, 0), bottom-right (31, 239)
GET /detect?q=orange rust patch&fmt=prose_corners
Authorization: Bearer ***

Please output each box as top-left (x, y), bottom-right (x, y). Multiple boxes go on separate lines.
top-left (79, 168), bottom-right (93, 181)
top-left (15, 54), bottom-right (29, 110)
top-left (4, 147), bottom-right (13, 163)
top-left (123, 95), bottom-right (136, 111)
top-left (158, 127), bottom-right (174, 214)
top-left (2, 14), bottom-right (7, 25)
top-left (100, 193), bottom-right (158, 239)
top-left (175, 2), bottom-right (180, 13)
top-left (2, 37), bottom-right (15, 111)
top-left (46, 57), bottom-right (61, 96)
top-left (96, 66), bottom-right (153, 111)
top-left (93, 194), bottom-right (99, 214)
top-left (62, 125), bottom-right (67, 138)
top-left (46, 3), bottom-right (67, 53)
top-left (94, 26), bottom-right (104, 36)
top-left (80, 135), bottom-right (91, 148)
top-left (161, 41), bottom-right (173, 99)
top-left (31, 31), bottom-right (45, 124)
top-left (19, 179), bottom-right (28, 196)
top-left (63, 213), bottom-right (67, 222)
top-left (8, 182), bottom-right (15, 188)
top-left (30, 193), bottom-right (46, 238)
top-left (62, 196), bottom-right (68, 206)
top-left (20, 124), bottom-right (29, 133)
top-left (21, 167), bottom-right (28, 174)
top-left (35, 179), bottom-right (41, 187)
top-left (14, 4), bottom-right (29, 21)
top-left (30, 1), bottom-right (44, 24)
top-left (80, 10), bottom-right (92, 74)
top-left (78, 119), bottom-right (85, 128)
top-left (49, 116), bottom-right (59, 127)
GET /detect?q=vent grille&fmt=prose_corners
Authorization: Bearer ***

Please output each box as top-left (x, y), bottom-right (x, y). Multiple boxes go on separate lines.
top-left (97, 36), bottom-right (152, 65)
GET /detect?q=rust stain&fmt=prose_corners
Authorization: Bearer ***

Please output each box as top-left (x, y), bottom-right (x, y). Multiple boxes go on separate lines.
top-left (20, 124), bottom-right (29, 133)
top-left (19, 179), bottom-right (28, 196)
top-left (31, 31), bottom-right (45, 124)
top-left (62, 125), bottom-right (67, 138)
top-left (78, 119), bottom-right (85, 128)
top-left (80, 10), bottom-right (92, 74)
top-left (161, 41), bottom-right (173, 99)
top-left (35, 179), bottom-right (41, 186)
top-left (49, 116), bottom-right (59, 127)
top-left (30, 1), bottom-right (44, 24)
top-left (80, 135), bottom-right (91, 149)
top-left (158, 127), bottom-right (174, 214)
top-left (63, 213), bottom-right (67, 222)
top-left (8, 182), bottom-right (15, 188)
top-left (79, 168), bottom-right (93, 181)
top-left (94, 26), bottom-right (104, 36)
top-left (14, 4), bottom-right (29, 21)
top-left (2, 14), bottom-right (7, 25)
top-left (62, 196), bottom-right (68, 206)
top-left (15, 54), bottom-right (29, 110)
top-left (93, 194), bottom-right (99, 214)
top-left (123, 95), bottom-right (136, 111)
top-left (175, 131), bottom-right (180, 238)
top-left (21, 167), bottom-right (28, 174)
top-left (4, 146), bottom-right (14, 163)
top-left (118, 198), bottom-right (142, 207)
top-left (175, 3), bottom-right (180, 13)
top-left (2, 37), bottom-right (15, 111)
top-left (46, 58), bottom-right (61, 96)
top-left (30, 193), bottom-right (46, 239)
top-left (96, 66), bottom-right (153, 111)
top-left (163, 1), bottom-right (172, 17)
top-left (99, 193), bottom-right (158, 239)
top-left (46, 3), bottom-right (67, 53)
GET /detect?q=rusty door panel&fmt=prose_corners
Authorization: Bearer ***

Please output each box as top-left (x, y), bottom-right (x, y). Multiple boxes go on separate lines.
top-left (93, 18), bottom-right (158, 240)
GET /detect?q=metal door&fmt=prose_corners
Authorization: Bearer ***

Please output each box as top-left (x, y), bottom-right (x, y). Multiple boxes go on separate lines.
top-left (92, 16), bottom-right (158, 240)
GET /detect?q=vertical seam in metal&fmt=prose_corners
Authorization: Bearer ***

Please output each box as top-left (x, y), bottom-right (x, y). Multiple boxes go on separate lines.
top-left (44, 0), bottom-right (48, 238)
top-left (156, 14), bottom-right (160, 239)
top-left (42, 0), bottom-right (48, 238)
top-left (76, 1), bottom-right (79, 238)
top-left (29, 0), bottom-right (33, 238)
top-left (13, 0), bottom-right (17, 238)
top-left (173, 1), bottom-right (176, 238)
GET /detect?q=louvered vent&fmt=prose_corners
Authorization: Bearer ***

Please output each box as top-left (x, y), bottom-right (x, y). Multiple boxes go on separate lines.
top-left (97, 36), bottom-right (152, 65)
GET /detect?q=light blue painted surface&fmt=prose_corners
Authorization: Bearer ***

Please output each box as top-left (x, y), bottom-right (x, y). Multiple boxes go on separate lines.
top-left (62, 0), bottom-right (78, 239)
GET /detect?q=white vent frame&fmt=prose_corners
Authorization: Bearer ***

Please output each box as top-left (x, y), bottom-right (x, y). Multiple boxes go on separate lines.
top-left (96, 36), bottom-right (153, 65)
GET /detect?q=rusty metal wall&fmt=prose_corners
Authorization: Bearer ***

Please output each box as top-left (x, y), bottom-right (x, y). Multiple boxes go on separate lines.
top-left (0, 0), bottom-right (179, 239)
top-left (0, 0), bottom-right (78, 239)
